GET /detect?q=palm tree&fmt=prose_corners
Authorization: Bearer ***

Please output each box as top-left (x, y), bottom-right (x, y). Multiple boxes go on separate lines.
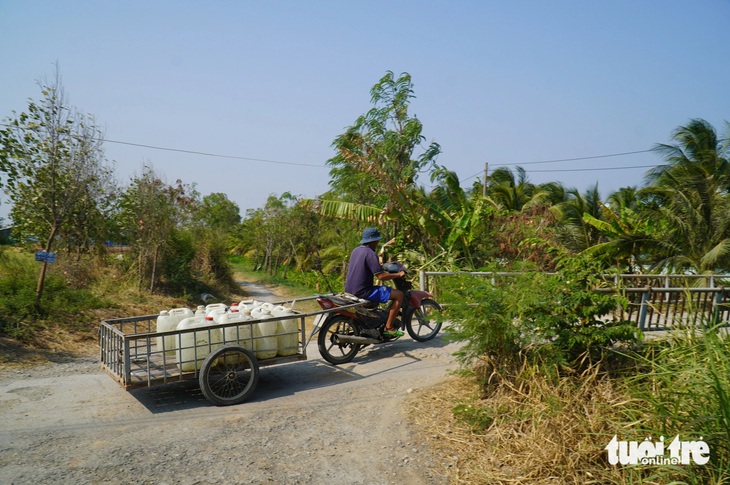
top-left (581, 188), bottom-right (666, 272)
top-left (487, 166), bottom-right (551, 212)
top-left (642, 119), bottom-right (730, 272)
top-left (552, 184), bottom-right (605, 253)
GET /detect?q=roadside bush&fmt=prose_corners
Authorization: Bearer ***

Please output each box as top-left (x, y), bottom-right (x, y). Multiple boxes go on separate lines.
top-left (0, 251), bottom-right (107, 340)
top-left (440, 254), bottom-right (729, 483)
top-left (191, 229), bottom-right (237, 291)
top-left (444, 254), bottom-right (638, 381)
top-left (159, 228), bottom-right (196, 294)
top-left (0, 252), bottom-right (39, 339)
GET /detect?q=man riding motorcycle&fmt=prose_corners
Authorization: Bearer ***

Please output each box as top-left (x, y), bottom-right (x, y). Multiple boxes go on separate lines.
top-left (344, 227), bottom-right (405, 338)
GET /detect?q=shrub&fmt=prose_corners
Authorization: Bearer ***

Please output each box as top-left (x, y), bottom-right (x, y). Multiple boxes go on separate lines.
top-left (0, 250), bottom-right (108, 339)
top-left (445, 254), bottom-right (638, 379)
top-left (0, 255), bottom-right (40, 339)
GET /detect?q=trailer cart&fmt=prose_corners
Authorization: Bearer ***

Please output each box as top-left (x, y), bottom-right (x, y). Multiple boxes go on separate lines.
top-left (99, 296), bottom-right (365, 406)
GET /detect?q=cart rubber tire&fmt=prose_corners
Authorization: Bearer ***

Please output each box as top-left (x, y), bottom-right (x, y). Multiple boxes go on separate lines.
top-left (199, 344), bottom-right (259, 406)
top-left (405, 299), bottom-right (443, 342)
top-left (317, 315), bottom-right (361, 365)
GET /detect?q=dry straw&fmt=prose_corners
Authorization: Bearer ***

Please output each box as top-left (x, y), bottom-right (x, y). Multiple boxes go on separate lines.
top-left (405, 364), bottom-right (655, 484)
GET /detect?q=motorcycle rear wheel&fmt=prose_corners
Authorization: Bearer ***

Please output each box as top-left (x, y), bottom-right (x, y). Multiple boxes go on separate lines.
top-left (405, 299), bottom-right (442, 341)
top-left (318, 315), bottom-right (361, 365)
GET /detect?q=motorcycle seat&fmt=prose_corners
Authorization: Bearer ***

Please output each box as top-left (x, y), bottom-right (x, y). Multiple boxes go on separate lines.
top-left (362, 301), bottom-right (379, 310)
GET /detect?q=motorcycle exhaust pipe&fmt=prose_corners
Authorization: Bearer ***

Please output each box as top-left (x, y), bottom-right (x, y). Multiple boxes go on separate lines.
top-left (333, 334), bottom-right (381, 345)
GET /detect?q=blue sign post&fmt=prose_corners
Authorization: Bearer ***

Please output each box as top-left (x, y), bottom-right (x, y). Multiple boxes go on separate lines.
top-left (34, 251), bottom-right (57, 264)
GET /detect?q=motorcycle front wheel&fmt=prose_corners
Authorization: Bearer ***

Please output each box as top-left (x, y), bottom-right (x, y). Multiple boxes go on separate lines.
top-left (317, 315), bottom-right (361, 365)
top-left (405, 299), bottom-right (443, 341)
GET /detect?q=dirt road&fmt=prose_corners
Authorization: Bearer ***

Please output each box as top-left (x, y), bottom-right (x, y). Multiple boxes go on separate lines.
top-left (0, 283), bottom-right (459, 484)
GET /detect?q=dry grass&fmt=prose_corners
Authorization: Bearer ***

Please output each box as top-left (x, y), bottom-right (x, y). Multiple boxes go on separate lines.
top-left (0, 288), bottom-right (188, 371)
top-left (405, 365), bottom-right (658, 485)
top-left (0, 268), bottom-right (311, 371)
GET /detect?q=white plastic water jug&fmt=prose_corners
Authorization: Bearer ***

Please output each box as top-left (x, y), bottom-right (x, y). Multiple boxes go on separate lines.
top-left (176, 315), bottom-right (223, 372)
top-left (251, 306), bottom-right (278, 359)
top-left (205, 303), bottom-right (227, 315)
top-left (194, 305), bottom-right (206, 317)
top-left (156, 307), bottom-right (194, 358)
top-left (238, 300), bottom-right (254, 313)
top-left (272, 305), bottom-right (298, 356)
top-left (171, 307), bottom-right (194, 323)
top-left (218, 311), bottom-right (253, 347)
top-left (216, 311), bottom-right (254, 364)
top-left (207, 308), bottom-right (226, 321)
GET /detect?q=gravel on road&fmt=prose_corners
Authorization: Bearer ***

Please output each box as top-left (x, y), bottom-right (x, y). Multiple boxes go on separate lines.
top-left (0, 283), bottom-right (459, 485)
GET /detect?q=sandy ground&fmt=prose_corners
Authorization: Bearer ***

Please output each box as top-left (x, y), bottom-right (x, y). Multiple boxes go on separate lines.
top-left (0, 282), bottom-right (459, 485)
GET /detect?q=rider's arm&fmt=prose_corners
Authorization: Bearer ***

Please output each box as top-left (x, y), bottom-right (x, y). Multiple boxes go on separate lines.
top-left (375, 270), bottom-right (406, 281)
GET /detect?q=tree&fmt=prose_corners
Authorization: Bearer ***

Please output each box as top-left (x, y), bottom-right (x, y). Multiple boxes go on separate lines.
top-left (117, 167), bottom-right (198, 291)
top-left (0, 70), bottom-right (113, 304)
top-left (421, 166), bottom-right (494, 268)
top-left (325, 71), bottom-right (442, 256)
top-left (580, 190), bottom-right (662, 272)
top-left (642, 119), bottom-right (730, 272)
top-left (328, 71), bottom-right (440, 206)
top-left (197, 192), bottom-right (241, 231)
top-left (487, 166), bottom-right (551, 212)
top-left (552, 184), bottom-right (605, 253)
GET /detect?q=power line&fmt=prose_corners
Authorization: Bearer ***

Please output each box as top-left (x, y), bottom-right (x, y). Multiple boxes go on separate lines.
top-left (528, 164), bottom-right (658, 173)
top-left (2, 120), bottom-right (661, 174)
top-left (0, 122), bottom-right (326, 168)
top-left (461, 149), bottom-right (659, 182)
top-left (102, 138), bottom-right (326, 168)
top-left (461, 163), bottom-right (660, 182)
top-left (499, 149), bottom-right (653, 166)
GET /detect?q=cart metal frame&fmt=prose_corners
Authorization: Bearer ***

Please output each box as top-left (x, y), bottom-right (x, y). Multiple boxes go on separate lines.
top-left (99, 295), bottom-right (366, 405)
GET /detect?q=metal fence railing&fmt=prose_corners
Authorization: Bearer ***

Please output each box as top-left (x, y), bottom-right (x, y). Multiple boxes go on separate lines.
top-left (607, 287), bottom-right (730, 331)
top-left (418, 271), bottom-right (730, 331)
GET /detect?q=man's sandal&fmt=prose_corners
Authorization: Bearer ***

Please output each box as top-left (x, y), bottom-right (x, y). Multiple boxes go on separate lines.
top-left (383, 329), bottom-right (404, 338)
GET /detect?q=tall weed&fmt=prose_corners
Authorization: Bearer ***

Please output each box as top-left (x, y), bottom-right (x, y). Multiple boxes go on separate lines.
top-left (625, 326), bottom-right (730, 483)
top-left (0, 250), bottom-right (40, 338)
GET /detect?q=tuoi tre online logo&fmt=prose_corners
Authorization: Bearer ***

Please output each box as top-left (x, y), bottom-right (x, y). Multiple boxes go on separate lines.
top-left (605, 435), bottom-right (710, 466)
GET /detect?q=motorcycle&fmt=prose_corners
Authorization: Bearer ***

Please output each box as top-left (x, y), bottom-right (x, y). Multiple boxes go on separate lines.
top-left (315, 262), bottom-right (442, 365)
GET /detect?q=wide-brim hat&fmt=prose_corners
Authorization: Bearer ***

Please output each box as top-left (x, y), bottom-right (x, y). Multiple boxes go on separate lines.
top-left (360, 227), bottom-right (382, 244)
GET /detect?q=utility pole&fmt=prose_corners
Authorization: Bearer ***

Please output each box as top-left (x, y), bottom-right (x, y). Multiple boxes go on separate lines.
top-left (482, 162), bottom-right (489, 197)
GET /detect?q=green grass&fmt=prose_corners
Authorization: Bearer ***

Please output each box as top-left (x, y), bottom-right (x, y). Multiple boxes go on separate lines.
top-left (622, 326), bottom-right (730, 483)
top-left (228, 255), bottom-right (335, 297)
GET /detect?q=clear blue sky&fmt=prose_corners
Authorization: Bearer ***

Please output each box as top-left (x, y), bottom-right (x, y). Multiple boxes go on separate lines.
top-left (1, 1), bottom-right (729, 222)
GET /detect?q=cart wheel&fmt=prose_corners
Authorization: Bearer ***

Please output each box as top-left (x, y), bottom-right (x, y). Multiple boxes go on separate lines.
top-left (317, 315), bottom-right (361, 365)
top-left (199, 345), bottom-right (259, 406)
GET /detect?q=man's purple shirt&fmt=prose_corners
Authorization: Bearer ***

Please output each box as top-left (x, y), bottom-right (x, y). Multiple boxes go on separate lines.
top-left (345, 244), bottom-right (384, 299)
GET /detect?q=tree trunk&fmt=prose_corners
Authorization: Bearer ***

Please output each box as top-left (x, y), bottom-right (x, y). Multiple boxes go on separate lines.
top-left (35, 261), bottom-right (49, 308)
top-left (137, 250), bottom-right (144, 290)
top-left (282, 255), bottom-right (290, 279)
top-left (149, 244), bottom-right (159, 292)
top-left (35, 225), bottom-right (59, 307)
